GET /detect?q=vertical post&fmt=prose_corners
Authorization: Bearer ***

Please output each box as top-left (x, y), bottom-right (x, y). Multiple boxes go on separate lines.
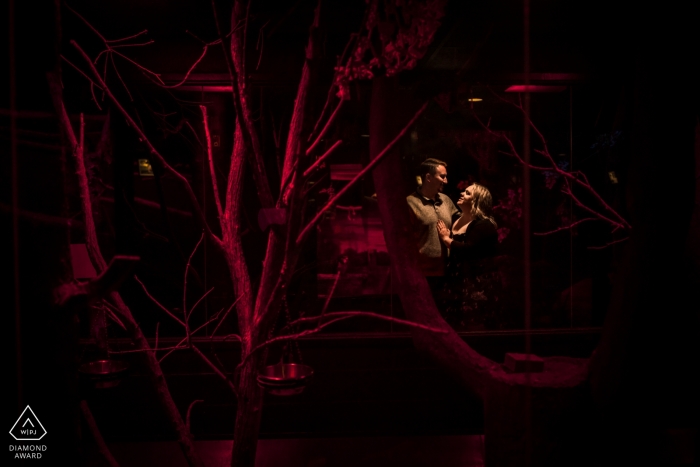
top-left (9, 0), bottom-right (22, 413)
top-left (569, 86), bottom-right (574, 327)
top-left (522, 0), bottom-right (532, 466)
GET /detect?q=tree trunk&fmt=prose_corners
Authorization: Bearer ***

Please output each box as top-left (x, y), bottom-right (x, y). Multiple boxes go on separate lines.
top-left (230, 352), bottom-right (266, 467)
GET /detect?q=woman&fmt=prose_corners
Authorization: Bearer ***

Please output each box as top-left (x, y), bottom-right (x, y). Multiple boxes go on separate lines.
top-left (436, 183), bottom-right (501, 329)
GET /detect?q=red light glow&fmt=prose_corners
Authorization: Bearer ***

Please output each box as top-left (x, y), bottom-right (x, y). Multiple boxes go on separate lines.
top-left (504, 85), bottom-right (567, 93)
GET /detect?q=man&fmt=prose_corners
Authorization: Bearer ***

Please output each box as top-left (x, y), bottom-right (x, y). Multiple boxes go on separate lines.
top-left (406, 158), bottom-right (459, 280)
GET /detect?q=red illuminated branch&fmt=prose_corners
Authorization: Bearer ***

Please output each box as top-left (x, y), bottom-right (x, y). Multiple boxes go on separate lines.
top-left (215, 0), bottom-right (274, 209)
top-left (133, 276), bottom-right (186, 327)
top-left (0, 202), bottom-right (80, 228)
top-left (588, 236), bottom-right (630, 250)
top-left (157, 309), bottom-right (224, 363)
top-left (306, 100), bottom-right (345, 156)
top-left (296, 101), bottom-right (429, 245)
top-left (200, 105), bottom-right (224, 221)
top-left (238, 311), bottom-right (447, 369)
top-left (50, 68), bottom-right (205, 466)
top-left (66, 4), bottom-right (164, 86)
top-left (154, 322), bottom-right (160, 355)
top-left (562, 184), bottom-right (625, 232)
top-left (192, 346), bottom-right (238, 396)
top-left (533, 217), bottom-right (597, 236)
top-left (303, 140), bottom-right (343, 177)
top-left (108, 29), bottom-right (149, 44)
top-left (183, 232), bottom-right (204, 344)
top-left (101, 300), bottom-right (126, 330)
top-left (186, 287), bottom-right (214, 322)
top-left (185, 399), bottom-right (204, 433)
top-left (110, 54), bottom-right (133, 101)
top-left (70, 40), bottom-right (222, 248)
top-left (209, 294), bottom-right (244, 337)
top-left (485, 90), bottom-right (632, 232)
top-left (80, 401), bottom-right (120, 467)
top-left (163, 44), bottom-right (217, 89)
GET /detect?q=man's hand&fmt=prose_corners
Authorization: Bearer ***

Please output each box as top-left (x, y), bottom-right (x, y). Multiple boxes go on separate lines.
top-left (436, 220), bottom-right (452, 246)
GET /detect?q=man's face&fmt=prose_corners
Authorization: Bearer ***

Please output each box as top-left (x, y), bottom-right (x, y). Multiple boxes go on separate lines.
top-left (425, 165), bottom-right (448, 193)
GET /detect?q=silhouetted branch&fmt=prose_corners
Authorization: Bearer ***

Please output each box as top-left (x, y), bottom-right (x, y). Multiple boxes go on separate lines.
top-left (70, 40), bottom-right (222, 248)
top-left (185, 399), bottom-right (204, 434)
top-left (80, 400), bottom-right (121, 467)
top-left (132, 276), bottom-right (186, 327)
top-left (192, 345), bottom-right (238, 396)
top-left (201, 105), bottom-right (224, 221)
top-left (238, 311), bottom-right (448, 369)
top-left (303, 139), bottom-right (343, 177)
top-left (533, 217), bottom-right (597, 236)
top-left (306, 100), bottom-right (345, 155)
top-left (296, 101), bottom-right (429, 244)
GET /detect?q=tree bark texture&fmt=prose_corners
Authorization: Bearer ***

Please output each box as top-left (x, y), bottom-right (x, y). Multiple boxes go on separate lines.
top-left (228, 3), bottom-right (323, 466)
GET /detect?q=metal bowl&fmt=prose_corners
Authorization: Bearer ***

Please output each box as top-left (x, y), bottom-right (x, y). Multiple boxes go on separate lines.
top-left (257, 363), bottom-right (313, 396)
top-left (257, 363), bottom-right (313, 384)
top-left (79, 359), bottom-right (129, 389)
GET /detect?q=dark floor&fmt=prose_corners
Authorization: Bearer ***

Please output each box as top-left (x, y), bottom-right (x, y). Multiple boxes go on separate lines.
top-left (92, 435), bottom-right (485, 467)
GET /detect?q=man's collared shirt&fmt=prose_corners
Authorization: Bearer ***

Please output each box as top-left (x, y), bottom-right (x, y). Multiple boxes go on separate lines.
top-left (406, 190), bottom-right (459, 276)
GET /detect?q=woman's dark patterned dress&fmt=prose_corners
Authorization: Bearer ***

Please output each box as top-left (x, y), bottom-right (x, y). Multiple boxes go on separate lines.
top-left (440, 217), bottom-right (502, 330)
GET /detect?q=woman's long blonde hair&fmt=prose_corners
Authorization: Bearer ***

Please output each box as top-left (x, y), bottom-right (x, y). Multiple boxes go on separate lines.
top-left (469, 183), bottom-right (497, 228)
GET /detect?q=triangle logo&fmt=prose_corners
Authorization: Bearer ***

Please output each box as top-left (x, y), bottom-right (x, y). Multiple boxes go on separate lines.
top-left (9, 406), bottom-right (47, 441)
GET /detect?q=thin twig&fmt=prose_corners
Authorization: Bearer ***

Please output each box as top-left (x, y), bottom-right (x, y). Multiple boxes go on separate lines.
top-left (71, 39), bottom-right (221, 246)
top-left (110, 53), bottom-right (133, 101)
top-left (80, 400), bottom-right (121, 467)
top-left (185, 399), bottom-right (204, 434)
top-left (296, 101), bottom-right (429, 244)
top-left (163, 45), bottom-right (211, 88)
top-left (239, 311), bottom-right (447, 369)
top-left (60, 56), bottom-right (104, 90)
top-left (154, 322), bottom-right (160, 355)
top-left (303, 140), bottom-right (343, 177)
top-left (107, 29), bottom-right (149, 44)
top-left (184, 232), bottom-right (205, 344)
top-left (533, 217), bottom-right (597, 236)
top-left (133, 276), bottom-right (186, 327)
top-left (588, 236), bottom-right (629, 250)
top-left (209, 294), bottom-right (244, 337)
top-left (192, 345), bottom-right (238, 396)
top-left (158, 309), bottom-right (224, 363)
top-left (187, 287), bottom-right (215, 321)
top-left (306, 100), bottom-right (345, 155)
top-left (200, 105), bottom-right (224, 221)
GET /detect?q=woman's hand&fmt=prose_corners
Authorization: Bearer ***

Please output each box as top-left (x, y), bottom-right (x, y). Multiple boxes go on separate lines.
top-left (436, 220), bottom-right (452, 245)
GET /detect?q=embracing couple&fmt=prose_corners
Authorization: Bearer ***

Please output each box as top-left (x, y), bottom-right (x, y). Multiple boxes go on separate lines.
top-left (406, 158), bottom-right (500, 329)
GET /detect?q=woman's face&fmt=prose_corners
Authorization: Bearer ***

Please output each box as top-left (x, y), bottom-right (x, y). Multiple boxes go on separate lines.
top-left (457, 186), bottom-right (474, 210)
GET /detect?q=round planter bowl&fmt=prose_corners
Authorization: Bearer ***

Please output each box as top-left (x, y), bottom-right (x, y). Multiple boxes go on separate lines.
top-left (79, 359), bottom-right (129, 389)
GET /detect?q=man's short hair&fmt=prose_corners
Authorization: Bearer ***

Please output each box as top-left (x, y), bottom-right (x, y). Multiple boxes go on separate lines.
top-left (419, 158), bottom-right (447, 180)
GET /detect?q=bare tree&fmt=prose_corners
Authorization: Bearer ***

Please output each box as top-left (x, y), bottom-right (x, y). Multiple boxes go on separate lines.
top-left (54, 1), bottom-right (446, 466)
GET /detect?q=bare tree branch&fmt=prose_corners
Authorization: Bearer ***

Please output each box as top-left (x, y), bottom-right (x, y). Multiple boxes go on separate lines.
top-left (192, 345), bottom-right (238, 396)
top-left (239, 311), bottom-right (448, 368)
top-left (306, 100), bottom-right (345, 156)
top-left (185, 399), bottom-right (204, 434)
top-left (296, 101), bottom-right (429, 245)
top-left (80, 400), bottom-right (121, 467)
top-left (303, 139), bottom-right (343, 177)
top-left (70, 40), bottom-right (223, 248)
top-left (200, 105), bottom-right (224, 221)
